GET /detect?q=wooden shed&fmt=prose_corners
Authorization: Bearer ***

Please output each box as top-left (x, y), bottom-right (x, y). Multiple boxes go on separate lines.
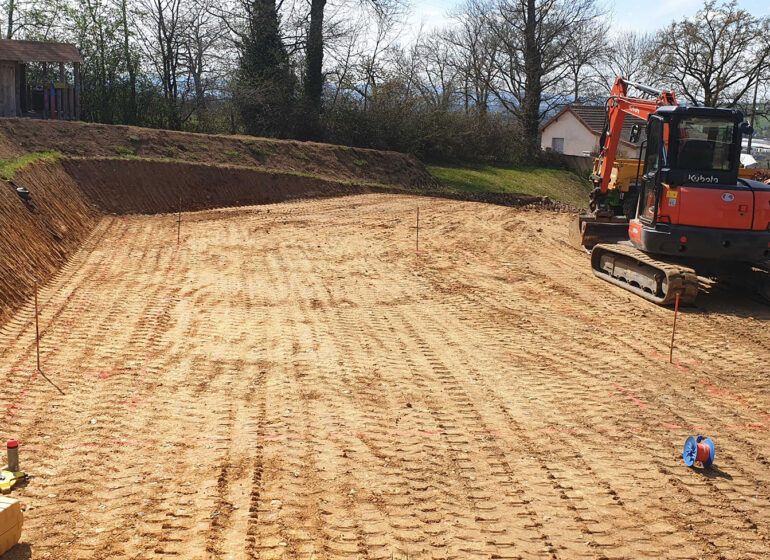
top-left (0, 39), bottom-right (82, 120)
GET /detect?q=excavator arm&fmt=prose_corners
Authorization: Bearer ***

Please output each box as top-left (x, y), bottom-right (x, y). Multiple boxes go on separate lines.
top-left (595, 77), bottom-right (677, 195)
top-left (575, 77), bottom-right (678, 250)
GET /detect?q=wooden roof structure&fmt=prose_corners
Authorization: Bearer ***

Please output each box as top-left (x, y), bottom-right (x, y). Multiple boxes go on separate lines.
top-left (0, 39), bottom-right (83, 63)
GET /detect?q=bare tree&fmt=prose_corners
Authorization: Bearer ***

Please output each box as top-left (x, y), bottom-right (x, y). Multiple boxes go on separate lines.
top-left (564, 17), bottom-right (608, 102)
top-left (356, 1), bottom-right (404, 112)
top-left (650, 0), bottom-right (770, 107)
top-left (444, 0), bottom-right (499, 115)
top-left (598, 31), bottom-right (656, 88)
top-left (300, 0), bottom-right (405, 138)
top-left (415, 30), bottom-right (459, 110)
top-left (486, 0), bottom-right (604, 158)
top-left (5, 0), bottom-right (15, 37)
top-left (4, 0), bottom-right (63, 39)
top-left (141, 0), bottom-right (189, 129)
top-left (182, 0), bottom-right (228, 130)
top-left (325, 12), bottom-right (366, 111)
top-left (117, 0), bottom-right (138, 124)
top-left (69, 0), bottom-right (122, 123)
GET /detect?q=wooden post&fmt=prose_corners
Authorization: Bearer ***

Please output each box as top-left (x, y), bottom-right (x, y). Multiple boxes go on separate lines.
top-left (19, 63), bottom-right (27, 114)
top-left (670, 292), bottom-right (681, 364)
top-left (177, 195), bottom-right (182, 245)
top-left (416, 206), bottom-right (420, 254)
top-left (49, 83), bottom-right (56, 119)
top-left (34, 283), bottom-right (41, 373)
top-left (14, 62), bottom-right (21, 116)
top-left (68, 85), bottom-right (74, 119)
top-left (73, 62), bottom-right (81, 120)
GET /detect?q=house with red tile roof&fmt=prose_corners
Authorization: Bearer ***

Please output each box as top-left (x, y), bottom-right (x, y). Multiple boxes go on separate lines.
top-left (541, 104), bottom-right (646, 158)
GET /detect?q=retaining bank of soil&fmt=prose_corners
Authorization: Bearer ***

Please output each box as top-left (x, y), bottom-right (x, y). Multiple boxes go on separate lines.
top-left (0, 155), bottom-right (393, 322)
top-left (0, 118), bottom-right (438, 189)
top-left (61, 158), bottom-right (379, 215)
top-left (0, 162), bottom-right (100, 324)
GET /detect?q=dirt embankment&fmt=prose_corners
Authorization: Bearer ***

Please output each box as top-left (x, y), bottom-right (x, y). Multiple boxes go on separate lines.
top-left (0, 116), bottom-right (435, 322)
top-left (0, 162), bottom-right (100, 324)
top-left (0, 117), bottom-right (447, 321)
top-left (0, 154), bottom-right (389, 320)
top-left (62, 158), bottom-right (381, 214)
top-left (0, 118), bottom-right (437, 189)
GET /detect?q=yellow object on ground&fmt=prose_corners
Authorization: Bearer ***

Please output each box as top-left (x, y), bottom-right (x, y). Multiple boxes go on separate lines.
top-left (0, 497), bottom-right (22, 556)
top-left (0, 471), bottom-right (24, 493)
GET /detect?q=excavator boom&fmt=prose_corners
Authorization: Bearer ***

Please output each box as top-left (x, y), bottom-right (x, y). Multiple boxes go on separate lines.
top-left (594, 78), bottom-right (677, 196)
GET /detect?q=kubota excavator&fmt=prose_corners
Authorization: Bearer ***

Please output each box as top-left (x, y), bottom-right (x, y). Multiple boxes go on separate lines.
top-left (574, 77), bottom-right (770, 305)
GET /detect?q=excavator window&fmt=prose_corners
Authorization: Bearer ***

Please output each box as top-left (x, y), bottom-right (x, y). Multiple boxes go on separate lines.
top-left (675, 117), bottom-right (734, 172)
top-left (644, 118), bottom-right (663, 175)
top-left (641, 117), bottom-right (664, 222)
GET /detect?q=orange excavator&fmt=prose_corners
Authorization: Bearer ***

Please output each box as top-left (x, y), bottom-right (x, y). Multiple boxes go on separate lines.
top-left (575, 77), bottom-right (770, 305)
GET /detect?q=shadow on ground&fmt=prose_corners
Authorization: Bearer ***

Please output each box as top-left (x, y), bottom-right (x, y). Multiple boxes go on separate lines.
top-left (4, 543), bottom-right (31, 559)
top-left (682, 283), bottom-right (770, 320)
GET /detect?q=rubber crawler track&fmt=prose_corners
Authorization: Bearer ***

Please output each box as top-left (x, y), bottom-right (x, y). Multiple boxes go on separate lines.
top-left (591, 243), bottom-right (700, 305)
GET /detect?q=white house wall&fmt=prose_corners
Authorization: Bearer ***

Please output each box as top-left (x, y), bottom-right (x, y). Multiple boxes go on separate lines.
top-left (541, 110), bottom-right (641, 159)
top-left (540, 112), bottom-right (597, 157)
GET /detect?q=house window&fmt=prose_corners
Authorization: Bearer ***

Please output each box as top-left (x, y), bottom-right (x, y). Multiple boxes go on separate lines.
top-left (551, 137), bottom-right (565, 153)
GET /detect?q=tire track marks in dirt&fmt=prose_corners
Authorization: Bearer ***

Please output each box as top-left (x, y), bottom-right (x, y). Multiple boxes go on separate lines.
top-left (411, 200), bottom-right (770, 557)
top-left (2, 194), bottom-right (769, 559)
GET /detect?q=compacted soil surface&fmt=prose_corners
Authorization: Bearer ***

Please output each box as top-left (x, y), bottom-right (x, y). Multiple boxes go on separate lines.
top-left (1, 194), bottom-right (768, 559)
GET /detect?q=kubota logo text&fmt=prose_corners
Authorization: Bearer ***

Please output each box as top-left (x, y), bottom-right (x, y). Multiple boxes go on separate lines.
top-left (688, 174), bottom-right (719, 183)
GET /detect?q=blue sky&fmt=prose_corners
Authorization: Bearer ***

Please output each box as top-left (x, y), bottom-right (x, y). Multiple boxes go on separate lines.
top-left (410, 0), bottom-right (770, 34)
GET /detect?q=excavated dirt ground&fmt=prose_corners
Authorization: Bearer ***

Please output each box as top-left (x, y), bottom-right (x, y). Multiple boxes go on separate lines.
top-left (1, 194), bottom-right (769, 560)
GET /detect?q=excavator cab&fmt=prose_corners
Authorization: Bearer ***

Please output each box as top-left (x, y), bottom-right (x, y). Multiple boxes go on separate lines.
top-left (629, 106), bottom-right (770, 267)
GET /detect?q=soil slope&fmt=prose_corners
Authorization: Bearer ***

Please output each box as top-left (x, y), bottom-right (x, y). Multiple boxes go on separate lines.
top-left (0, 162), bottom-right (100, 325)
top-left (61, 158), bottom-right (379, 214)
top-left (1, 194), bottom-right (768, 559)
top-left (0, 119), bottom-right (436, 188)
top-left (0, 118), bottom-right (442, 323)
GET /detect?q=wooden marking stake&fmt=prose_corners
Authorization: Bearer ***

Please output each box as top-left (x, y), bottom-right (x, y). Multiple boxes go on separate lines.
top-left (33, 283), bottom-right (64, 394)
top-left (34, 283), bottom-right (40, 373)
top-left (177, 195), bottom-right (182, 245)
top-left (416, 206), bottom-right (420, 254)
top-left (670, 292), bottom-right (681, 364)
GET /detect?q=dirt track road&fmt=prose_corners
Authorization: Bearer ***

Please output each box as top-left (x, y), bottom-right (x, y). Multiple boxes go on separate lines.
top-left (1, 194), bottom-right (769, 559)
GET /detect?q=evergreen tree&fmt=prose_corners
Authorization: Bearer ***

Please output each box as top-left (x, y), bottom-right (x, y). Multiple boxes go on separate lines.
top-left (236, 0), bottom-right (295, 138)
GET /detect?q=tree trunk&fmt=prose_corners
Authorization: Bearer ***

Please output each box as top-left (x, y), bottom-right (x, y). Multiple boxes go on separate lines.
top-left (521, 0), bottom-right (543, 160)
top-left (192, 42), bottom-right (206, 130)
top-left (302, 0), bottom-right (326, 139)
top-left (6, 0), bottom-right (14, 39)
top-left (121, 0), bottom-right (137, 125)
top-left (97, 21), bottom-right (111, 122)
top-left (573, 69), bottom-right (580, 102)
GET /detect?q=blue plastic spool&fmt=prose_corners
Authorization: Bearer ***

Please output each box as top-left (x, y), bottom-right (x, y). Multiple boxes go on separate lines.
top-left (683, 435), bottom-right (715, 468)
